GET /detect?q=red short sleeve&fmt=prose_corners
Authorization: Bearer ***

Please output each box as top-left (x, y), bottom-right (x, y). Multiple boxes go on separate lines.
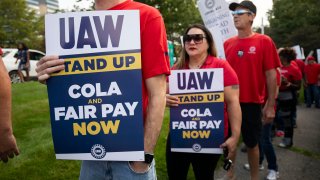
top-left (141, 16), bottom-right (170, 80)
top-left (222, 60), bottom-right (239, 87)
top-left (0, 48), bottom-right (3, 56)
top-left (262, 36), bottom-right (281, 71)
top-left (291, 66), bottom-right (302, 81)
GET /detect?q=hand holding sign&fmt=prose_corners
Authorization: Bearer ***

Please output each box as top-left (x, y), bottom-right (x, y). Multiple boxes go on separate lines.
top-left (36, 55), bottom-right (65, 84)
top-left (166, 95), bottom-right (179, 107)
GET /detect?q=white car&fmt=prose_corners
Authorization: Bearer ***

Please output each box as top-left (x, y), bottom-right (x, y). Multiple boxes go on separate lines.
top-left (1, 48), bottom-right (45, 83)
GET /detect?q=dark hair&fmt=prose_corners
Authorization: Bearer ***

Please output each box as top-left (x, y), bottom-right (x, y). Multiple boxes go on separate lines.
top-left (17, 42), bottom-right (28, 50)
top-left (175, 24), bottom-right (217, 69)
top-left (278, 47), bottom-right (296, 63)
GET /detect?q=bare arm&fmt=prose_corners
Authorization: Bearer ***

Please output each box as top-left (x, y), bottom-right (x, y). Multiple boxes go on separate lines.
top-left (144, 74), bottom-right (167, 153)
top-left (220, 85), bottom-right (241, 161)
top-left (0, 57), bottom-right (19, 163)
top-left (286, 80), bottom-right (302, 91)
top-left (263, 68), bottom-right (277, 124)
top-left (130, 74), bottom-right (167, 172)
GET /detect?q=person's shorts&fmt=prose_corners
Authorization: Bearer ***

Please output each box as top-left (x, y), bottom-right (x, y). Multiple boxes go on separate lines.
top-left (240, 103), bottom-right (262, 148)
top-left (18, 63), bottom-right (29, 71)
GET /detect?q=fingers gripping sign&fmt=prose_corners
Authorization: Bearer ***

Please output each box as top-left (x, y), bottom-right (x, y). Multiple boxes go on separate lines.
top-left (36, 55), bottom-right (65, 84)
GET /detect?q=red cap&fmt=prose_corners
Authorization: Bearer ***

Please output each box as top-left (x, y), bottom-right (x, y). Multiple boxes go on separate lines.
top-left (307, 56), bottom-right (315, 61)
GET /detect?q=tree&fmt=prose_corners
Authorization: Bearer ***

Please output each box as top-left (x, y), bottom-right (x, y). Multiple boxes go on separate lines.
top-left (268, 0), bottom-right (320, 55)
top-left (136, 0), bottom-right (202, 41)
top-left (0, 0), bottom-right (44, 51)
top-left (73, 0), bottom-right (203, 41)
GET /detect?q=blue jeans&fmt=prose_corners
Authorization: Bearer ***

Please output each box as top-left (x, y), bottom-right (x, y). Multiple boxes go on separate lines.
top-left (306, 84), bottom-right (320, 107)
top-left (259, 123), bottom-right (278, 171)
top-left (79, 160), bottom-right (156, 180)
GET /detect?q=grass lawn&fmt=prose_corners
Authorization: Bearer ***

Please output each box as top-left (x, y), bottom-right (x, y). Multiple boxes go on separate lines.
top-left (0, 82), bottom-right (198, 180)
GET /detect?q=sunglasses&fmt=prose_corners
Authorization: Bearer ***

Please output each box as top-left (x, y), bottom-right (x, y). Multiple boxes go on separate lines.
top-left (183, 34), bottom-right (206, 44)
top-left (232, 9), bottom-right (253, 16)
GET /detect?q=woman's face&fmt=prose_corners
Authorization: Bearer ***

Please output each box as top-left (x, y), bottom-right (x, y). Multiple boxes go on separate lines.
top-left (184, 28), bottom-right (209, 58)
top-left (18, 44), bottom-right (23, 49)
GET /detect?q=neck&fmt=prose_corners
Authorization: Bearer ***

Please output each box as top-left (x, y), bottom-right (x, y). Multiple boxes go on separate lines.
top-left (95, 0), bottom-right (127, 10)
top-left (237, 27), bottom-right (254, 38)
top-left (189, 53), bottom-right (208, 68)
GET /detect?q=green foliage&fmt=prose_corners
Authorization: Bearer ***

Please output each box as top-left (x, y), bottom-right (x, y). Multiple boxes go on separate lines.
top-left (132, 0), bottom-right (202, 40)
top-left (0, 0), bottom-right (45, 51)
top-left (268, 0), bottom-right (320, 54)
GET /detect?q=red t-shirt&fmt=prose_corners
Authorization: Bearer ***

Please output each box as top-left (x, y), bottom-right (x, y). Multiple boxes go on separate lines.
top-left (304, 63), bottom-right (320, 84)
top-left (110, 0), bottom-right (171, 119)
top-left (279, 65), bottom-right (302, 91)
top-left (294, 59), bottom-right (305, 74)
top-left (172, 55), bottom-right (239, 138)
top-left (0, 48), bottom-right (3, 56)
top-left (290, 60), bottom-right (298, 69)
top-left (224, 33), bottom-right (281, 103)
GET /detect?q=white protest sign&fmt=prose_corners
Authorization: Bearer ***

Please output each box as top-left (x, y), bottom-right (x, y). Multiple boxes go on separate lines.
top-left (197, 0), bottom-right (237, 59)
top-left (292, 45), bottom-right (304, 59)
top-left (169, 68), bottom-right (224, 94)
top-left (169, 69), bottom-right (224, 154)
top-left (46, 11), bottom-right (140, 56)
top-left (45, 10), bottom-right (144, 161)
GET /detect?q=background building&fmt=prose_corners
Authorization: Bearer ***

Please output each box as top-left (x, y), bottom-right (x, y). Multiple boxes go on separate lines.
top-left (26, 0), bottom-right (59, 15)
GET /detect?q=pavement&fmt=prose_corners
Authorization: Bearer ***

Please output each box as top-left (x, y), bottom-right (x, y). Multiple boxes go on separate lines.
top-left (214, 105), bottom-right (320, 180)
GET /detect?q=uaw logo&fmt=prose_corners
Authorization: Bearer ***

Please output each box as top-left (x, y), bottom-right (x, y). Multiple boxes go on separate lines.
top-left (248, 46), bottom-right (256, 54)
top-left (91, 144), bottom-right (106, 159)
top-left (205, 0), bottom-right (215, 9)
top-left (192, 143), bottom-right (202, 152)
top-left (237, 50), bottom-right (244, 58)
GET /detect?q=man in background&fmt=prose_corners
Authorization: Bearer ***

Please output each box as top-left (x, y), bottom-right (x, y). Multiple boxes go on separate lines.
top-left (224, 1), bottom-right (281, 179)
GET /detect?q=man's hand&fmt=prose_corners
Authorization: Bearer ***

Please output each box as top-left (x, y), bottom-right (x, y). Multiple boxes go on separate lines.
top-left (220, 136), bottom-right (238, 160)
top-left (36, 55), bottom-right (65, 84)
top-left (129, 161), bottom-right (149, 173)
top-left (166, 95), bottom-right (179, 107)
top-left (263, 104), bottom-right (275, 124)
top-left (0, 131), bottom-right (19, 163)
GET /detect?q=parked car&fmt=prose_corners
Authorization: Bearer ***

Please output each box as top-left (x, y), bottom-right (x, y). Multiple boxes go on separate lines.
top-left (1, 48), bottom-right (45, 83)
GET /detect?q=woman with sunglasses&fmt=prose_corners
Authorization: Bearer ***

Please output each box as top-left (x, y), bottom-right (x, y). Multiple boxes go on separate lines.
top-left (165, 24), bottom-right (241, 180)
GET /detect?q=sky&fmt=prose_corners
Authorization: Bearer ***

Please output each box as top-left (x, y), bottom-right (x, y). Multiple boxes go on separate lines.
top-left (58, 0), bottom-right (273, 28)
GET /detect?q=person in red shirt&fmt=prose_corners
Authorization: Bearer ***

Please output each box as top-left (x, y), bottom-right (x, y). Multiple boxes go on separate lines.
top-left (224, 1), bottom-right (281, 180)
top-left (294, 59), bottom-right (305, 75)
top-left (291, 58), bottom-right (305, 127)
top-left (0, 47), bottom-right (20, 163)
top-left (166, 24), bottom-right (241, 180)
top-left (277, 47), bottom-right (302, 148)
top-left (36, 0), bottom-right (170, 179)
top-left (304, 56), bottom-right (320, 108)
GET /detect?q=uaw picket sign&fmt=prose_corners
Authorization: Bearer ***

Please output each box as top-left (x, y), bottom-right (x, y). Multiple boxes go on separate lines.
top-left (169, 69), bottom-right (224, 154)
top-left (45, 11), bottom-right (144, 161)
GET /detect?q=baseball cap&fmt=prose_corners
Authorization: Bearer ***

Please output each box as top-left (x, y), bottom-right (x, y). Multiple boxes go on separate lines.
top-left (229, 1), bottom-right (257, 14)
top-left (307, 56), bottom-right (315, 61)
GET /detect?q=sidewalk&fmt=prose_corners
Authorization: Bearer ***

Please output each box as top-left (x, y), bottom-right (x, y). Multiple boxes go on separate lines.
top-left (215, 105), bottom-right (320, 180)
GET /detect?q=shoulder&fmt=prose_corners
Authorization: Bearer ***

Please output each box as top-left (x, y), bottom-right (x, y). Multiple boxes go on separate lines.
top-left (224, 36), bottom-right (238, 44)
top-left (253, 33), bottom-right (275, 44)
top-left (128, 1), bottom-right (161, 19)
top-left (206, 56), bottom-right (230, 68)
